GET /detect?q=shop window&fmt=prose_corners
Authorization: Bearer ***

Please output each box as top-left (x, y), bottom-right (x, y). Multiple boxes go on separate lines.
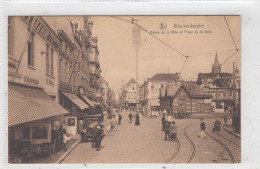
top-left (22, 127), bottom-right (30, 139)
top-left (28, 32), bottom-right (35, 67)
top-left (32, 126), bottom-right (48, 139)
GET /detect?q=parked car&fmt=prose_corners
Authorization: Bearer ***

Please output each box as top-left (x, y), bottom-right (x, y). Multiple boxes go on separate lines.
top-left (81, 115), bottom-right (102, 142)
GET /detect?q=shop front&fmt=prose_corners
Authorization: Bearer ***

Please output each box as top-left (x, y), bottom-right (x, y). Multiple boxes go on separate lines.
top-left (8, 83), bottom-right (69, 162)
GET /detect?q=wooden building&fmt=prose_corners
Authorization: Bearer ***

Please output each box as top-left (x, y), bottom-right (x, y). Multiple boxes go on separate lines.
top-left (160, 82), bottom-right (212, 115)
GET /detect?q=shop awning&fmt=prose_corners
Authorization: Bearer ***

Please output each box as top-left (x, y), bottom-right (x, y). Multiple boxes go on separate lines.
top-left (8, 83), bottom-right (69, 127)
top-left (149, 100), bottom-right (160, 107)
top-left (80, 95), bottom-right (95, 107)
top-left (61, 91), bottom-right (89, 110)
top-left (93, 100), bottom-right (101, 106)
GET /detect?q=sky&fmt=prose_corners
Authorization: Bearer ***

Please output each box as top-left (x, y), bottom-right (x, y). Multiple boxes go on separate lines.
top-left (91, 16), bottom-right (240, 99)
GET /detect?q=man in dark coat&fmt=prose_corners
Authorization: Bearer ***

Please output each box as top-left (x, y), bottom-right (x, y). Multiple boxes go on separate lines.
top-left (95, 125), bottom-right (104, 151)
top-left (200, 118), bottom-right (206, 138)
top-left (214, 118), bottom-right (221, 135)
top-left (135, 113), bottom-right (140, 126)
top-left (164, 122), bottom-right (171, 141)
top-left (92, 127), bottom-right (98, 148)
top-left (161, 114), bottom-right (165, 131)
top-left (118, 114), bottom-right (122, 125)
top-left (128, 113), bottom-right (133, 123)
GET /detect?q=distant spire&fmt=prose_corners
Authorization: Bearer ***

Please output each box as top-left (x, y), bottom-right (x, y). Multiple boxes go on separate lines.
top-left (214, 52), bottom-right (220, 66)
top-left (212, 52), bottom-right (222, 73)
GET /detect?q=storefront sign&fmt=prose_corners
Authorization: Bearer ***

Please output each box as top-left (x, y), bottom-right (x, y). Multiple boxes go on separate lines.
top-left (24, 76), bottom-right (39, 86)
top-left (21, 16), bottom-right (61, 51)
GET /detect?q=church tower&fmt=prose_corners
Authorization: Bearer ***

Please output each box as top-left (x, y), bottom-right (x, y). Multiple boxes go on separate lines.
top-left (212, 53), bottom-right (222, 73)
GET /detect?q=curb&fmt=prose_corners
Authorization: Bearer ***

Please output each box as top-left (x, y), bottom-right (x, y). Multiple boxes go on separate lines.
top-left (224, 126), bottom-right (241, 138)
top-left (55, 139), bottom-right (81, 164)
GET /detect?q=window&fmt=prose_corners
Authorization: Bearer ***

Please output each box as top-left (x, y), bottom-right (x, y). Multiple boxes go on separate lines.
top-left (46, 45), bottom-right (50, 73)
top-left (8, 17), bottom-right (12, 55)
top-left (32, 126), bottom-right (48, 139)
top-left (28, 32), bottom-right (34, 66)
top-left (51, 49), bottom-right (54, 75)
top-left (22, 127), bottom-right (30, 139)
top-left (65, 62), bottom-right (68, 82)
top-left (59, 58), bottom-right (63, 81)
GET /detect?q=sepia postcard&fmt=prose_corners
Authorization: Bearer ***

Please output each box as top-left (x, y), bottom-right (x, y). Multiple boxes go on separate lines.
top-left (7, 16), bottom-right (240, 164)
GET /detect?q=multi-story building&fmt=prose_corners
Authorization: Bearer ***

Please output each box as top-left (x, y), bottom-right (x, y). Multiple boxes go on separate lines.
top-left (121, 78), bottom-right (139, 108)
top-left (142, 73), bottom-right (180, 112)
top-left (197, 53), bottom-right (236, 112)
top-left (8, 16), bottom-right (70, 157)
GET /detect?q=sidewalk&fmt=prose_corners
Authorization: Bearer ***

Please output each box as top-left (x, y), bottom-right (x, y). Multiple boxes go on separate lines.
top-left (224, 124), bottom-right (241, 138)
top-left (25, 134), bottom-right (80, 164)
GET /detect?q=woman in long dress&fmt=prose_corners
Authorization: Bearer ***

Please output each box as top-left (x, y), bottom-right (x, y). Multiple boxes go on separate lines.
top-left (135, 113), bottom-right (140, 126)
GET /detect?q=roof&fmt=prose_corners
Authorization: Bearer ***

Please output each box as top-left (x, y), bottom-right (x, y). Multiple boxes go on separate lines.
top-left (161, 83), bottom-right (211, 99)
top-left (197, 72), bottom-right (232, 86)
top-left (125, 78), bottom-right (136, 87)
top-left (183, 82), bottom-right (211, 97)
top-left (8, 83), bottom-right (69, 126)
top-left (61, 91), bottom-right (89, 110)
top-left (149, 73), bottom-right (179, 82)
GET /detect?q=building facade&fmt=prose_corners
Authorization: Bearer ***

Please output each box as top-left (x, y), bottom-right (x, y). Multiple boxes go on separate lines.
top-left (160, 82), bottom-right (212, 115)
top-left (197, 53), bottom-right (234, 112)
top-left (8, 16), bottom-right (70, 158)
top-left (142, 73), bottom-right (180, 112)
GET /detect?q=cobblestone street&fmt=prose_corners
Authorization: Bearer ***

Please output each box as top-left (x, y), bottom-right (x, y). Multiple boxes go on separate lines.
top-left (62, 111), bottom-right (241, 164)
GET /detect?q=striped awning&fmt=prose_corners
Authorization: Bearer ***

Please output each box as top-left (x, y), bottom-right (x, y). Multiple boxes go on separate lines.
top-left (8, 83), bottom-right (69, 127)
top-left (61, 92), bottom-right (89, 110)
top-left (80, 95), bottom-right (95, 107)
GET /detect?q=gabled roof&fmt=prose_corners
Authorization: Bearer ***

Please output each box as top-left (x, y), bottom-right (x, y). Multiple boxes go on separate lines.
top-left (125, 78), bottom-right (136, 87)
top-left (149, 73), bottom-right (179, 82)
top-left (161, 82), bottom-right (211, 99)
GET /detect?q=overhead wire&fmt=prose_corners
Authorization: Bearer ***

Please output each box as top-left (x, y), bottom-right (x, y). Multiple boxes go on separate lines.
top-left (224, 16), bottom-right (238, 50)
top-left (111, 16), bottom-right (189, 74)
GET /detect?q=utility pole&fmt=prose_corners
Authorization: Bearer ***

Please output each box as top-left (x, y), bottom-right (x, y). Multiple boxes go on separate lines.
top-left (132, 24), bottom-right (141, 111)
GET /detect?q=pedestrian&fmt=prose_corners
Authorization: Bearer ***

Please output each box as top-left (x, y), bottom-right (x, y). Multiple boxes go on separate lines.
top-left (224, 116), bottom-right (227, 126)
top-left (214, 117), bottom-right (221, 135)
top-left (95, 125), bottom-right (104, 151)
top-left (170, 121), bottom-right (177, 141)
top-left (164, 121), bottom-right (171, 141)
top-left (92, 126), bottom-right (98, 148)
top-left (80, 128), bottom-right (86, 143)
top-left (200, 118), bottom-right (206, 139)
top-left (116, 113), bottom-right (119, 125)
top-left (53, 126), bottom-right (61, 151)
top-left (139, 112), bottom-right (143, 124)
top-left (161, 114), bottom-right (165, 131)
top-left (61, 126), bottom-right (69, 151)
top-left (118, 114), bottom-right (122, 125)
top-left (135, 113), bottom-right (140, 126)
top-left (128, 112), bottom-right (133, 123)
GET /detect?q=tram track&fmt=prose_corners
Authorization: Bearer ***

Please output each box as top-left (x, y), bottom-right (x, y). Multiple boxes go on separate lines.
top-left (165, 122), bottom-right (196, 163)
top-left (208, 121), bottom-right (241, 148)
top-left (206, 131), bottom-right (235, 163)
